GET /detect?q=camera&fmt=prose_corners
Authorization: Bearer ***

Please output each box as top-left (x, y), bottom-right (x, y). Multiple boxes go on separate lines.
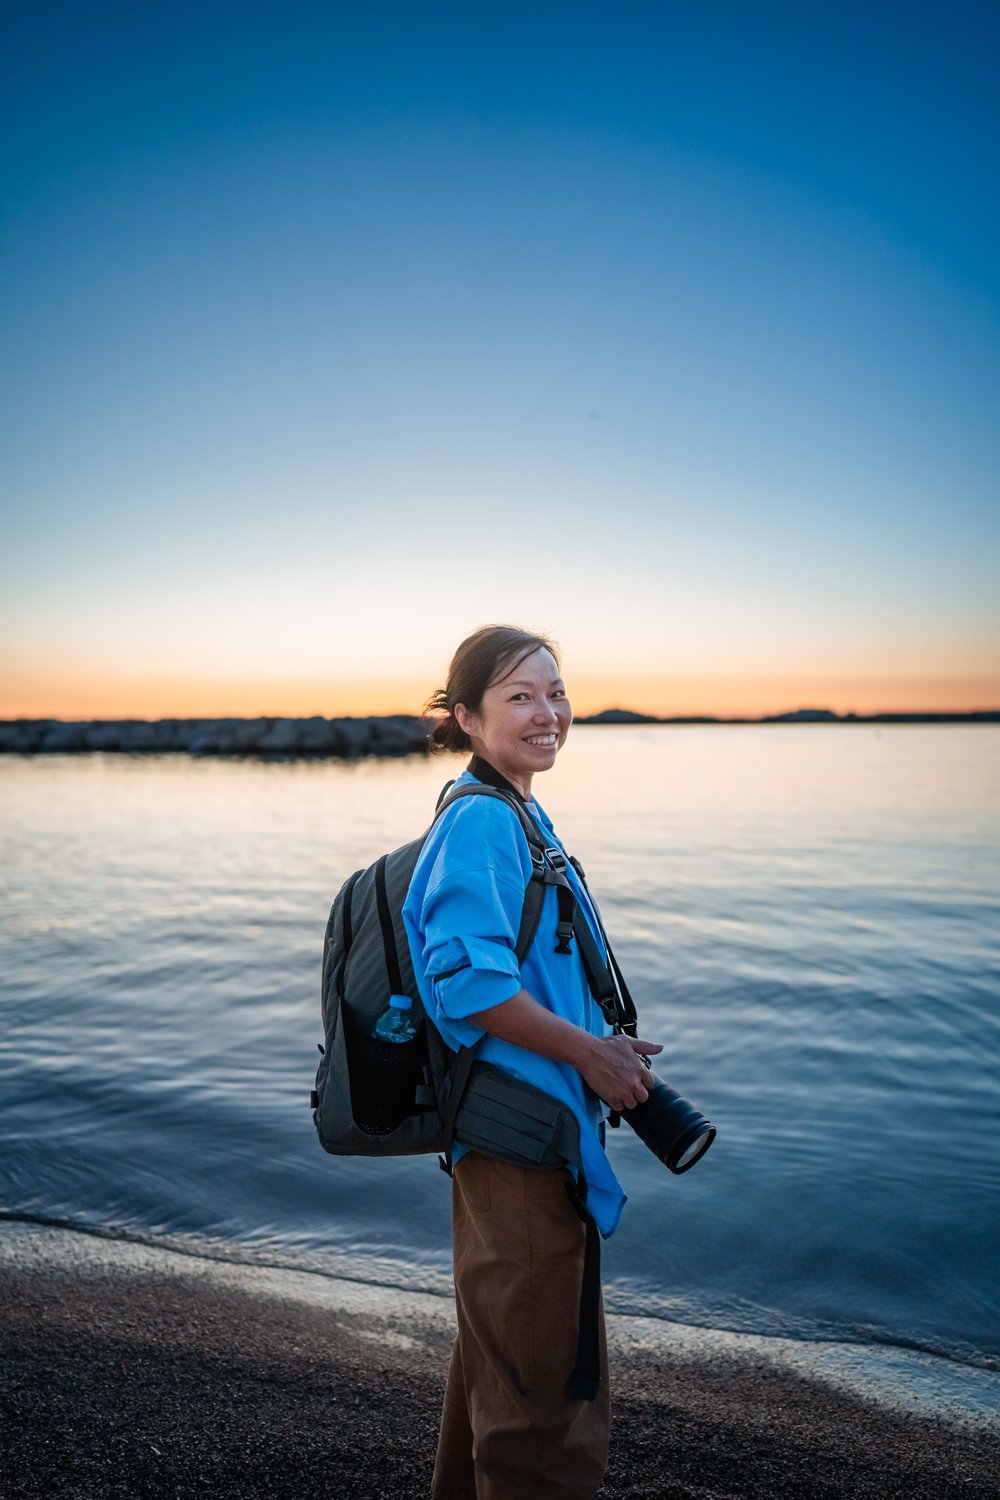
top-left (621, 1071), bottom-right (716, 1174)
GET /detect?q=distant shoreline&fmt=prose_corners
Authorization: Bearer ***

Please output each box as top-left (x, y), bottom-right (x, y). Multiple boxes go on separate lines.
top-left (0, 708), bottom-right (998, 758)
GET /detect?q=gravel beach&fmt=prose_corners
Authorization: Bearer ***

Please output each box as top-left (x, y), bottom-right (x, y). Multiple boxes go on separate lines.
top-left (1, 1223), bottom-right (997, 1500)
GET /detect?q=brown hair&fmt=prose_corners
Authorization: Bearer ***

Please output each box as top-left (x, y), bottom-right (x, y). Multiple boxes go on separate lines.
top-left (424, 624), bottom-right (560, 754)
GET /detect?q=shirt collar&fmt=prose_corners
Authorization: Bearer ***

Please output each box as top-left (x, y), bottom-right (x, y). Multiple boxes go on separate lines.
top-left (466, 755), bottom-right (554, 831)
top-left (467, 754), bottom-right (527, 802)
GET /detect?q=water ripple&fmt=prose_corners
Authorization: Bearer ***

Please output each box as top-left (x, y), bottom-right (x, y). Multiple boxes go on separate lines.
top-left (2, 730), bottom-right (999, 1371)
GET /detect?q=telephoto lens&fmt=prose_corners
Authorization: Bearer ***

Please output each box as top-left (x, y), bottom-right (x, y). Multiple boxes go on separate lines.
top-left (621, 1071), bottom-right (717, 1174)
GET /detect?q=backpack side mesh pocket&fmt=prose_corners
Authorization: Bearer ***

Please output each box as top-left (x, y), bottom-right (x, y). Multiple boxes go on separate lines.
top-left (313, 834), bottom-right (452, 1156)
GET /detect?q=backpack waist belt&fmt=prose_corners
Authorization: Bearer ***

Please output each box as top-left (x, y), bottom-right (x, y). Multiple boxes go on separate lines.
top-left (451, 1059), bottom-right (582, 1170)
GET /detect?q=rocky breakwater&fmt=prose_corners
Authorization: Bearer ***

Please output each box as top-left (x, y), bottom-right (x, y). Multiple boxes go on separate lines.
top-left (0, 716), bottom-right (431, 759)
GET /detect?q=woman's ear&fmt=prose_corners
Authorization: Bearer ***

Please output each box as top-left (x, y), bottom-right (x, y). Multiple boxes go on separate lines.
top-left (454, 703), bottom-right (478, 738)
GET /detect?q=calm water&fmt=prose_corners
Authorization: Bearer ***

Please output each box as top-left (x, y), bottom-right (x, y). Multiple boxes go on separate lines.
top-left (1, 728), bottom-right (998, 1377)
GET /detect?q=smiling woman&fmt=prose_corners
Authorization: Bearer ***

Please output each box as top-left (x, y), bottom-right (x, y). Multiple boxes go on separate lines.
top-left (405, 624), bottom-right (663, 1499)
top-left (430, 624), bottom-right (572, 795)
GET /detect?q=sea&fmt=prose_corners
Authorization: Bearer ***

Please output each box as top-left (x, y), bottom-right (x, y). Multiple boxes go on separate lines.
top-left (2, 726), bottom-right (998, 1412)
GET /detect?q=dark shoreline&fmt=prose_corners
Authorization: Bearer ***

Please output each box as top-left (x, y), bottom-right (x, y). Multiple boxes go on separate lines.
top-left (1, 709), bottom-right (998, 759)
top-left (2, 1224), bottom-right (998, 1500)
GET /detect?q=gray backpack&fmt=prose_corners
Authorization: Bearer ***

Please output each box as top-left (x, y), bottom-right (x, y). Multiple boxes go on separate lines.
top-left (311, 781), bottom-right (626, 1171)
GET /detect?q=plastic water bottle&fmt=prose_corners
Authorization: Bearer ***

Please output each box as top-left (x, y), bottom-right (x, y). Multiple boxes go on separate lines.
top-left (355, 996), bottom-right (422, 1135)
top-left (373, 995), bottom-right (419, 1043)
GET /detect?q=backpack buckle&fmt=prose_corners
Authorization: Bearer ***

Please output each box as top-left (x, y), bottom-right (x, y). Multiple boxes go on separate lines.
top-left (544, 846), bottom-right (567, 872)
top-left (554, 921), bottom-right (574, 955)
top-left (554, 879), bottom-right (575, 956)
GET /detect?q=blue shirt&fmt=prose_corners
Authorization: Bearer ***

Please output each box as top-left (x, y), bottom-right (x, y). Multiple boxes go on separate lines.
top-left (402, 769), bottom-right (627, 1236)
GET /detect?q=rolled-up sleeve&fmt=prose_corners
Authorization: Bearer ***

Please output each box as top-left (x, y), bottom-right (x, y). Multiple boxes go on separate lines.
top-left (420, 864), bottom-right (525, 1045)
top-left (402, 789), bottom-right (536, 1050)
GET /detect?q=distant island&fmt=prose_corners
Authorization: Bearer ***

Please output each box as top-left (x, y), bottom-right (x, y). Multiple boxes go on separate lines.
top-left (0, 707), bottom-right (997, 758)
top-left (575, 707), bottom-right (1000, 725)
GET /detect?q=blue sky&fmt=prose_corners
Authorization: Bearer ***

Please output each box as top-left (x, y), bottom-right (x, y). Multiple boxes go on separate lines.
top-left (2, 1), bottom-right (997, 715)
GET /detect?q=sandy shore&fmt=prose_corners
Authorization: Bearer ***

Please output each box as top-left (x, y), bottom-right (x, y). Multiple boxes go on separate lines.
top-left (1, 1223), bottom-right (997, 1499)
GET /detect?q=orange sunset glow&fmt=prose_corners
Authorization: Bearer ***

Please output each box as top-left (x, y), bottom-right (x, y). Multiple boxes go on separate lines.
top-left (2, 672), bottom-right (997, 723)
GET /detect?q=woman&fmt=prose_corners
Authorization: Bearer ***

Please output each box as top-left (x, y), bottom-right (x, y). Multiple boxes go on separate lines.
top-left (402, 625), bottom-right (662, 1500)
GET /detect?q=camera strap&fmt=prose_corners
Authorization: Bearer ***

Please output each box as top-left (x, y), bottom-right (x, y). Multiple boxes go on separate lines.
top-left (566, 855), bottom-right (638, 1036)
top-left (565, 1169), bottom-right (602, 1402)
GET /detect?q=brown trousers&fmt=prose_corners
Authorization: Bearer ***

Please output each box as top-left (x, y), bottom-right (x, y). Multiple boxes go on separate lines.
top-left (433, 1152), bottom-right (611, 1500)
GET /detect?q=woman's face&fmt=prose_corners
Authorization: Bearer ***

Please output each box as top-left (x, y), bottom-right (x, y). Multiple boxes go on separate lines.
top-left (456, 646), bottom-right (572, 797)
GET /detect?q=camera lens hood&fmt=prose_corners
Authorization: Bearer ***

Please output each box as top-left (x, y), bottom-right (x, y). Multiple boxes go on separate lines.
top-left (621, 1072), bottom-right (717, 1174)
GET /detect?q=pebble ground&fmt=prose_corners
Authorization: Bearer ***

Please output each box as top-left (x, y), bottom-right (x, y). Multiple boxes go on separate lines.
top-left (1, 1226), bottom-right (997, 1499)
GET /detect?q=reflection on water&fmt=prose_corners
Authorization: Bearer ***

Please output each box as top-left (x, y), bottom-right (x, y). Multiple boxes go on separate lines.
top-left (1, 727), bottom-right (999, 1375)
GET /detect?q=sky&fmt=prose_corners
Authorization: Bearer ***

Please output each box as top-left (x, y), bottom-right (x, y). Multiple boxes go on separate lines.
top-left (1, 0), bottom-right (998, 719)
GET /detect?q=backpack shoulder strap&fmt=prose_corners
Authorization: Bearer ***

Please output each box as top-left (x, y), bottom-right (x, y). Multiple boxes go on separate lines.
top-left (433, 780), bottom-right (547, 849)
top-left (431, 781), bottom-right (550, 962)
top-left (430, 782), bottom-right (634, 1025)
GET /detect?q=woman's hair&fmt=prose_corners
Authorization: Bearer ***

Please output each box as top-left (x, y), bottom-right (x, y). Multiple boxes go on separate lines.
top-left (424, 624), bottom-right (560, 754)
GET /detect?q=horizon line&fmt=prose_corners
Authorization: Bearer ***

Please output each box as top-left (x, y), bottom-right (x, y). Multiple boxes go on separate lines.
top-left (3, 704), bottom-right (1000, 725)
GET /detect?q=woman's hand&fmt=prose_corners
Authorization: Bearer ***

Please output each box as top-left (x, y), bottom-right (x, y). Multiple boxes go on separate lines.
top-left (577, 1034), bottom-right (664, 1112)
top-left (468, 990), bottom-right (663, 1110)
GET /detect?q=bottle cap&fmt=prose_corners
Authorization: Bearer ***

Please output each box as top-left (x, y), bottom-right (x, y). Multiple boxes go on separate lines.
top-left (389, 995), bottom-right (413, 1010)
